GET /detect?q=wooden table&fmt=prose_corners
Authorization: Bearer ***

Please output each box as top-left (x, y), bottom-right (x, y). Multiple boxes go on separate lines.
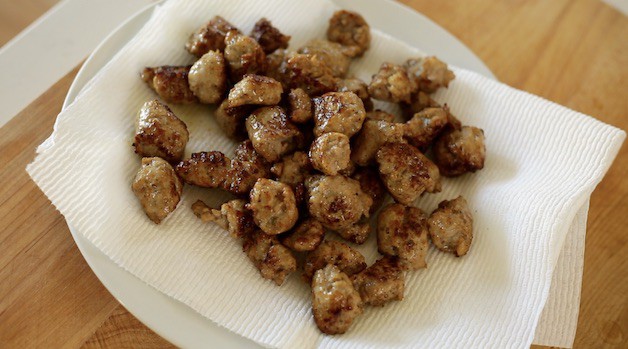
top-left (1, 0), bottom-right (626, 348)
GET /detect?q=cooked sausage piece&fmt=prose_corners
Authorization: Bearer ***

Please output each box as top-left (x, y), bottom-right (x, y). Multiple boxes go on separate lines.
top-left (351, 256), bottom-right (404, 306)
top-left (224, 31), bottom-right (266, 81)
top-left (376, 142), bottom-right (441, 205)
top-left (305, 175), bottom-right (372, 231)
top-left (404, 56), bottom-right (455, 93)
top-left (248, 179), bottom-right (298, 235)
top-left (132, 157), bottom-right (183, 224)
top-left (336, 221), bottom-right (370, 245)
top-left (243, 230), bottom-right (297, 285)
top-left (428, 196), bottom-right (473, 257)
top-left (280, 218), bottom-right (325, 252)
top-left (404, 107), bottom-right (449, 150)
top-left (214, 99), bottom-right (251, 140)
top-left (367, 62), bottom-right (415, 104)
top-left (186, 16), bottom-right (240, 57)
top-left (351, 119), bottom-right (405, 166)
top-left (433, 126), bottom-right (486, 177)
top-left (227, 74), bottom-right (283, 108)
top-left (309, 132), bottom-right (351, 175)
top-left (298, 39), bottom-right (352, 78)
top-left (336, 77), bottom-right (373, 111)
top-left (402, 91), bottom-right (440, 118)
top-left (280, 52), bottom-right (338, 96)
top-left (366, 109), bottom-right (396, 122)
top-left (327, 10), bottom-right (371, 57)
top-left (192, 199), bottom-right (255, 239)
top-left (141, 66), bottom-right (198, 104)
top-left (304, 240), bottom-right (367, 281)
top-left (292, 182), bottom-right (308, 208)
top-left (250, 18), bottom-right (290, 54)
top-left (188, 50), bottom-right (227, 104)
top-left (245, 106), bottom-right (303, 163)
top-left (264, 49), bottom-right (286, 85)
top-left (312, 264), bottom-right (363, 335)
top-left (223, 140), bottom-right (271, 195)
top-left (133, 100), bottom-right (189, 162)
top-left (377, 203), bottom-right (429, 270)
top-left (175, 151), bottom-right (230, 188)
top-left (312, 91), bottom-right (366, 137)
top-left (270, 151), bottom-right (312, 185)
top-left (338, 159), bottom-right (356, 177)
top-left (287, 88), bottom-right (313, 123)
top-left (352, 167), bottom-right (386, 214)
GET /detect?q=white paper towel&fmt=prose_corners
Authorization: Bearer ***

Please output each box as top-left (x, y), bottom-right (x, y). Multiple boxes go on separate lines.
top-left (27, 0), bottom-right (625, 348)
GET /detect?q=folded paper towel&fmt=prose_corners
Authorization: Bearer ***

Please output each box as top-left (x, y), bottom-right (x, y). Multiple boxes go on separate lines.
top-left (27, 0), bottom-right (625, 348)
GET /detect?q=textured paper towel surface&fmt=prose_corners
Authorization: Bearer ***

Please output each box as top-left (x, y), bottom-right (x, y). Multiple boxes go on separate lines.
top-left (27, 0), bottom-right (625, 348)
top-left (533, 201), bottom-right (588, 347)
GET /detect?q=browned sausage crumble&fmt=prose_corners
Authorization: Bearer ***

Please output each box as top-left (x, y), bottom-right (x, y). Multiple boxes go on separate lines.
top-left (186, 16), bottom-right (240, 57)
top-left (250, 18), bottom-right (290, 54)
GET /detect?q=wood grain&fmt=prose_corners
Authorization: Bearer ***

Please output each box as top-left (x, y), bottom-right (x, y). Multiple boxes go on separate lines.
top-left (82, 307), bottom-right (174, 349)
top-left (0, 0), bottom-right (626, 348)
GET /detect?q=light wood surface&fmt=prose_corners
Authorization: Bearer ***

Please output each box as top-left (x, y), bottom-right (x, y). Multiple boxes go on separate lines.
top-left (0, 0), bottom-right (58, 46)
top-left (0, 0), bottom-right (626, 348)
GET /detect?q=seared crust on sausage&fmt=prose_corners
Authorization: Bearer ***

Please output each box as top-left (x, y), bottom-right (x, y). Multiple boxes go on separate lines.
top-left (336, 221), bottom-right (370, 245)
top-left (313, 91), bottom-right (366, 137)
top-left (248, 179), bottom-right (298, 235)
top-left (134, 100), bottom-right (189, 162)
top-left (336, 77), bottom-right (373, 111)
top-left (312, 264), bottom-right (363, 334)
top-left (132, 157), bottom-right (183, 224)
top-left (186, 16), bottom-right (240, 57)
top-left (376, 142), bottom-right (441, 205)
top-left (250, 18), bottom-right (290, 54)
top-left (352, 167), bottom-right (386, 214)
top-left (402, 91), bottom-right (440, 119)
top-left (270, 151), bottom-right (312, 185)
top-left (404, 56), bottom-right (455, 93)
top-left (377, 203), bottom-right (429, 270)
top-left (309, 132), bottom-right (351, 175)
top-left (141, 66), bottom-right (198, 104)
top-left (215, 99), bottom-right (251, 140)
top-left (223, 140), bottom-right (271, 195)
top-left (227, 74), bottom-right (283, 108)
top-left (327, 10), bottom-right (371, 57)
top-left (351, 119), bottom-right (405, 166)
top-left (304, 240), bottom-right (367, 281)
top-left (192, 199), bottom-right (255, 239)
top-left (188, 50), bottom-right (227, 104)
top-left (433, 126), bottom-right (486, 177)
top-left (351, 256), bottom-right (404, 306)
top-left (427, 196), bottom-right (473, 257)
top-left (245, 106), bottom-right (303, 163)
top-left (280, 52), bottom-right (338, 96)
top-left (404, 107), bottom-right (449, 150)
top-left (367, 62), bottom-right (415, 104)
top-left (224, 31), bottom-right (267, 81)
top-left (243, 230), bottom-right (297, 285)
top-left (298, 39), bottom-right (352, 78)
top-left (287, 88), bottom-right (313, 123)
top-left (175, 151), bottom-right (230, 188)
top-left (280, 218), bottom-right (325, 252)
top-left (305, 175), bottom-right (372, 231)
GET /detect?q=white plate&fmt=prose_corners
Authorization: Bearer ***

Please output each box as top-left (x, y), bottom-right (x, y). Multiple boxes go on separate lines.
top-left (64, 1), bottom-right (494, 348)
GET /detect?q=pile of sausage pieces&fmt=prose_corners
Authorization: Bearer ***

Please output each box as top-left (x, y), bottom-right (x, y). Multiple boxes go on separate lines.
top-left (131, 10), bottom-right (486, 334)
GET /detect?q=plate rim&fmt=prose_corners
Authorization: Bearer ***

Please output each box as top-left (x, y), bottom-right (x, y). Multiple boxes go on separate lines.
top-left (64, 1), bottom-right (495, 348)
